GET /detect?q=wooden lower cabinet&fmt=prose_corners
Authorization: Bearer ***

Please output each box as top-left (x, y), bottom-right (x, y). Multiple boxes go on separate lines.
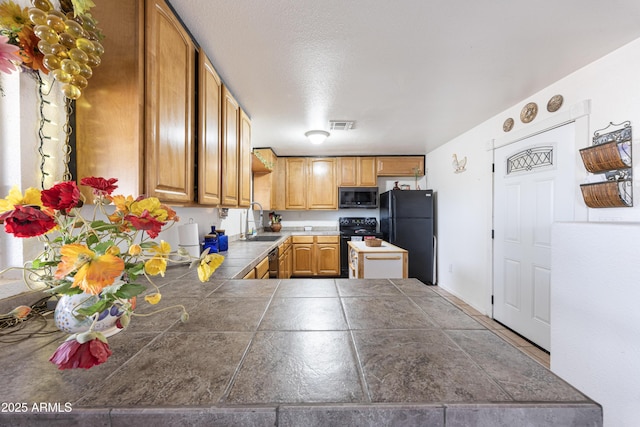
top-left (245, 256), bottom-right (269, 279)
top-left (291, 235), bottom-right (340, 277)
top-left (278, 237), bottom-right (293, 279)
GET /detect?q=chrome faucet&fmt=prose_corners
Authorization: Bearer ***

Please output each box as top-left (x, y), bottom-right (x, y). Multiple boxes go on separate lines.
top-left (244, 202), bottom-right (263, 239)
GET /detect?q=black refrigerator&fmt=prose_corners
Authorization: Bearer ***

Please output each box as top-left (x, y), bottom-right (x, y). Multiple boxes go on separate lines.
top-left (379, 190), bottom-right (435, 284)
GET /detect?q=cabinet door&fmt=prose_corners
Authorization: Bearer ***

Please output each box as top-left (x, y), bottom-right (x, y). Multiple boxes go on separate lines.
top-left (308, 158), bottom-right (337, 209)
top-left (145, 0), bottom-right (195, 203)
top-left (358, 157), bottom-right (378, 186)
top-left (316, 243), bottom-right (340, 276)
top-left (376, 156), bottom-right (425, 177)
top-left (221, 85), bottom-right (239, 206)
top-left (292, 244), bottom-right (314, 276)
top-left (285, 158), bottom-right (307, 209)
top-left (238, 109), bottom-right (252, 207)
top-left (338, 157), bottom-right (357, 186)
top-left (76, 0), bottom-right (144, 200)
top-left (255, 256), bottom-right (269, 279)
top-left (197, 53), bottom-right (222, 205)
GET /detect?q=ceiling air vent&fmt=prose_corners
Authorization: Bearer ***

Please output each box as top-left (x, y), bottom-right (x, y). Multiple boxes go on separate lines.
top-left (329, 120), bottom-right (355, 131)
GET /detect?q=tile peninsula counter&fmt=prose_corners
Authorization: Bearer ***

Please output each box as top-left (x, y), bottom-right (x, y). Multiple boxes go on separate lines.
top-left (0, 233), bottom-right (601, 426)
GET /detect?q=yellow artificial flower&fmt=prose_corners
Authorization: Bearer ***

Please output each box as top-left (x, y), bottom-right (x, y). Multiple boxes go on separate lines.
top-left (144, 240), bottom-right (171, 276)
top-left (54, 243), bottom-right (125, 295)
top-left (0, 186), bottom-right (42, 213)
top-left (197, 253), bottom-right (224, 282)
top-left (106, 245), bottom-right (120, 256)
top-left (128, 244), bottom-right (142, 256)
top-left (107, 194), bottom-right (134, 222)
top-left (0, 1), bottom-right (29, 30)
top-left (144, 293), bottom-right (162, 305)
top-left (130, 197), bottom-right (168, 221)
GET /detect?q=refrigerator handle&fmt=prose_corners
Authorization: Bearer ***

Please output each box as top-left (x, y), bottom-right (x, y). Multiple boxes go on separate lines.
top-left (390, 219), bottom-right (396, 242)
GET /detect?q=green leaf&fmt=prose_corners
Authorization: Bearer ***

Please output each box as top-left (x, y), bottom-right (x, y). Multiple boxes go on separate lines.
top-left (93, 240), bottom-right (114, 254)
top-left (115, 283), bottom-right (146, 299)
top-left (76, 299), bottom-right (110, 317)
top-left (128, 263), bottom-right (144, 275)
top-left (140, 241), bottom-right (157, 249)
top-left (47, 281), bottom-right (83, 295)
top-left (86, 234), bottom-right (99, 246)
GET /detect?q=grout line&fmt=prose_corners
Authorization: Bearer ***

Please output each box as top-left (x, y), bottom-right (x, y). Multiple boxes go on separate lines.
top-left (433, 285), bottom-right (550, 369)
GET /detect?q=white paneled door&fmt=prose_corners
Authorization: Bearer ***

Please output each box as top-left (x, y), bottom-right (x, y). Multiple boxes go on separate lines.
top-left (493, 123), bottom-right (575, 351)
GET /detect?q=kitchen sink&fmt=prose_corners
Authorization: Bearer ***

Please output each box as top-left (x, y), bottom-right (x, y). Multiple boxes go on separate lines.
top-left (245, 235), bottom-right (282, 242)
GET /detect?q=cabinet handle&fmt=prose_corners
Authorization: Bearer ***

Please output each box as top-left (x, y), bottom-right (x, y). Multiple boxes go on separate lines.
top-left (365, 256), bottom-right (401, 261)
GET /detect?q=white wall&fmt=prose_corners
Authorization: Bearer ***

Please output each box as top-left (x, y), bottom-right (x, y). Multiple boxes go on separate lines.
top-left (426, 36), bottom-right (640, 315)
top-left (426, 37), bottom-right (640, 427)
top-left (552, 222), bottom-right (640, 427)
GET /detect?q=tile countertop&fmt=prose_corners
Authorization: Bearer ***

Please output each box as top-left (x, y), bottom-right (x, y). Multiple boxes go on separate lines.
top-left (0, 235), bottom-right (601, 427)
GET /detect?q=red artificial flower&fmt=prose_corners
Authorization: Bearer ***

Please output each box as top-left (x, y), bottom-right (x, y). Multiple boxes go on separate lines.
top-left (125, 210), bottom-right (165, 238)
top-left (80, 177), bottom-right (118, 196)
top-left (0, 205), bottom-right (56, 237)
top-left (49, 337), bottom-right (112, 370)
top-left (41, 181), bottom-right (81, 214)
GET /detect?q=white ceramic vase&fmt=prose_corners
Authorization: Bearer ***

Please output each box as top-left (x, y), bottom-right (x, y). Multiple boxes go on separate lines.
top-left (54, 292), bottom-right (126, 337)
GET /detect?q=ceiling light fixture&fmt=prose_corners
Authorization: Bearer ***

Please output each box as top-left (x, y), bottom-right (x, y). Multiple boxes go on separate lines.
top-left (305, 130), bottom-right (330, 144)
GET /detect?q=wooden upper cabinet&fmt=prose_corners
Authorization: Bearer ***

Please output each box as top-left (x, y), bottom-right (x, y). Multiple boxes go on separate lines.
top-left (338, 157), bottom-right (358, 186)
top-left (376, 156), bottom-right (425, 177)
top-left (358, 157), bottom-right (377, 186)
top-left (339, 157), bottom-right (377, 186)
top-left (238, 109), bottom-right (252, 207)
top-left (76, 0), bottom-right (145, 200)
top-left (197, 52), bottom-right (222, 205)
top-left (285, 157), bottom-right (307, 209)
top-left (308, 158), bottom-right (337, 209)
top-left (145, 0), bottom-right (195, 203)
top-left (221, 85), bottom-right (239, 206)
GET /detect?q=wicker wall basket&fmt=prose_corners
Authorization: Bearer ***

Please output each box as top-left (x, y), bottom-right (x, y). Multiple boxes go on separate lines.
top-left (579, 141), bottom-right (631, 173)
top-left (580, 180), bottom-right (633, 208)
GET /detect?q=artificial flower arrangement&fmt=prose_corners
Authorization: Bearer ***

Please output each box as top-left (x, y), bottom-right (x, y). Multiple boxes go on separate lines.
top-left (0, 0), bottom-right (104, 99)
top-left (0, 177), bottom-right (224, 369)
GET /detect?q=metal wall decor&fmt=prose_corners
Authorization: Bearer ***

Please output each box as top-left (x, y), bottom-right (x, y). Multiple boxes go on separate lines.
top-left (579, 121), bottom-right (633, 208)
top-left (503, 118), bottom-right (514, 132)
top-left (520, 102), bottom-right (538, 123)
top-left (546, 94), bottom-right (563, 112)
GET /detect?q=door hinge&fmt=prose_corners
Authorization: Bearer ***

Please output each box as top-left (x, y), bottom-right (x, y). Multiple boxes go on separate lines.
top-left (491, 229), bottom-right (494, 239)
top-left (491, 295), bottom-right (494, 305)
top-left (492, 163), bottom-right (495, 173)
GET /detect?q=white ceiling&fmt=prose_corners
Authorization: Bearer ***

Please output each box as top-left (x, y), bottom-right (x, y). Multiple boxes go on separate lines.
top-left (169, 0), bottom-right (640, 156)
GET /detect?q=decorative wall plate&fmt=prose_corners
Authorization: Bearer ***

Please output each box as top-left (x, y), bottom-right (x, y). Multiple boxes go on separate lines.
top-left (503, 118), bottom-right (514, 132)
top-left (520, 102), bottom-right (538, 123)
top-left (547, 94), bottom-right (563, 112)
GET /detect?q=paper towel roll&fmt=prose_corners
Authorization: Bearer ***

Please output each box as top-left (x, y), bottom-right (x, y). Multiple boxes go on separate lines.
top-left (179, 245), bottom-right (201, 258)
top-left (178, 223), bottom-right (199, 247)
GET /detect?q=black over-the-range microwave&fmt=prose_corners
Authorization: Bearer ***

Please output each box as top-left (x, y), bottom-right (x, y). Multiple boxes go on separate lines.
top-left (338, 187), bottom-right (379, 208)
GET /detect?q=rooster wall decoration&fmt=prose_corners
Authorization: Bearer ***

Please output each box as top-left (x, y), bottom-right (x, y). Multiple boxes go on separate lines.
top-left (452, 154), bottom-right (467, 173)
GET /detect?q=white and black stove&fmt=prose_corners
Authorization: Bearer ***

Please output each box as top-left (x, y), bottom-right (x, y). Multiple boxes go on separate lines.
top-left (339, 217), bottom-right (383, 277)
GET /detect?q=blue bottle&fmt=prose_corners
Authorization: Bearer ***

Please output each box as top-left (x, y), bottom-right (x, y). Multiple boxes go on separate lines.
top-left (218, 231), bottom-right (228, 252)
top-left (203, 226), bottom-right (218, 253)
